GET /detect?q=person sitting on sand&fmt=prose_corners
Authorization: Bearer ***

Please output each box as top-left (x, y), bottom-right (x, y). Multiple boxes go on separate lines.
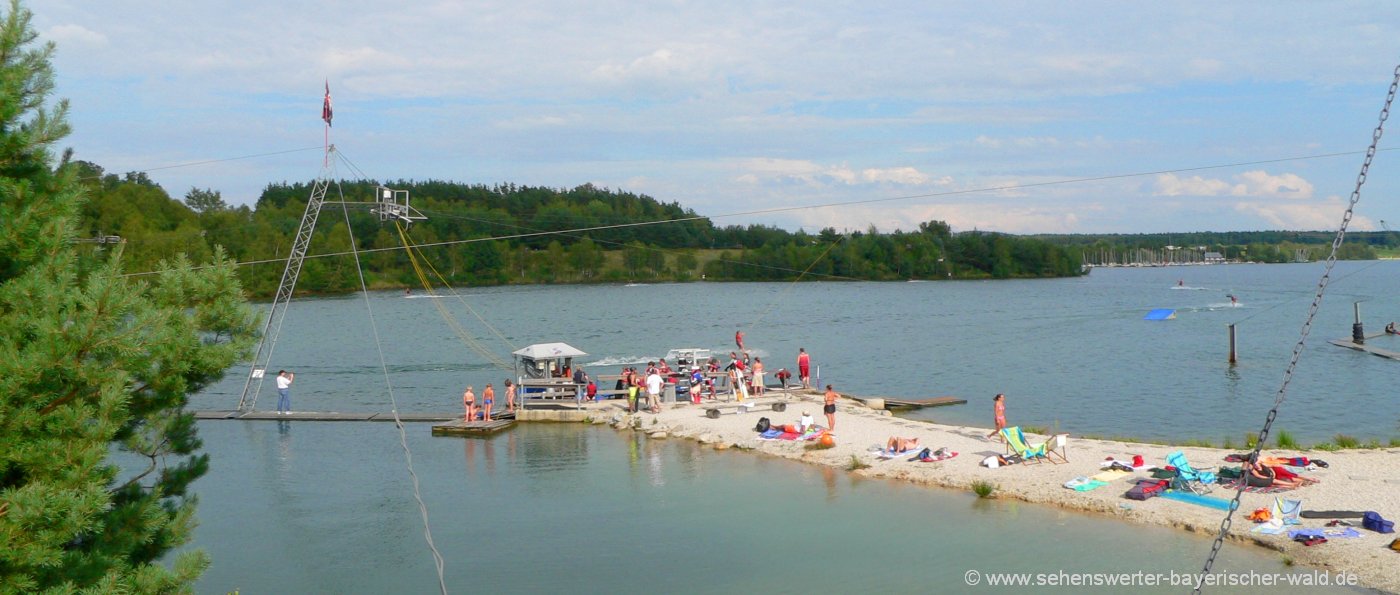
top-left (886, 436), bottom-right (920, 453)
top-left (798, 411), bottom-right (814, 433)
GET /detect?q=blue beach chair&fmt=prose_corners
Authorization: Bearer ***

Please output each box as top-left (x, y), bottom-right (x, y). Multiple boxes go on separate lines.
top-left (1166, 451), bottom-right (1216, 495)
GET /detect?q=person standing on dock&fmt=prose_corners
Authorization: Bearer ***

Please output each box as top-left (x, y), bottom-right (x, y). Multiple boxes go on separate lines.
top-left (276, 370), bottom-right (294, 414)
top-left (645, 368), bottom-right (663, 413)
top-left (463, 386), bottom-right (476, 422)
top-left (505, 379), bottom-right (517, 412)
top-left (823, 385), bottom-right (839, 430)
top-left (797, 348), bottom-right (811, 390)
top-left (752, 358), bottom-right (765, 396)
top-left (985, 394), bottom-right (1006, 441)
top-left (482, 384), bottom-right (495, 422)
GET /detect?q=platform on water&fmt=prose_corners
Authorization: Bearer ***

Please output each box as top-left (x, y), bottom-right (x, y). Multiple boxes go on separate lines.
top-left (856, 396), bottom-right (967, 410)
top-left (1328, 338), bottom-right (1400, 361)
top-left (431, 419), bottom-right (516, 436)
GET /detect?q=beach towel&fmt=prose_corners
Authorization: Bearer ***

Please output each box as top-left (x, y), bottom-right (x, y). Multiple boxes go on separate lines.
top-left (758, 428), bottom-right (783, 440)
top-left (1159, 490), bottom-right (1233, 511)
top-left (1289, 527), bottom-right (1362, 540)
top-left (1219, 478), bottom-right (1292, 494)
top-left (874, 447), bottom-right (922, 460)
top-left (1062, 477), bottom-right (1110, 492)
top-left (1090, 469), bottom-right (1132, 483)
top-left (914, 450), bottom-right (958, 463)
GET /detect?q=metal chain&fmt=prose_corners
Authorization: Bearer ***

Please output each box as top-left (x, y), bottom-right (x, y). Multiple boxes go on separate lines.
top-left (1194, 62), bottom-right (1400, 594)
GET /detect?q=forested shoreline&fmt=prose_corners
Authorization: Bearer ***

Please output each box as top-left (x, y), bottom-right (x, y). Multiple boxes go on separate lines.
top-left (72, 164), bottom-right (1392, 298)
top-left (72, 168), bottom-right (1085, 296)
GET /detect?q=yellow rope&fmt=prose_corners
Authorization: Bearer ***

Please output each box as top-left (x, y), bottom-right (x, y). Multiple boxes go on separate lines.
top-left (395, 222), bottom-right (512, 370)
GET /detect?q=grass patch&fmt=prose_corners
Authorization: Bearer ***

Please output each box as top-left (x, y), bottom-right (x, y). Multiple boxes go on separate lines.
top-left (971, 480), bottom-right (998, 499)
top-left (1390, 437), bottom-right (1400, 448)
top-left (1244, 433), bottom-right (1258, 449)
top-left (1180, 438), bottom-right (1214, 448)
top-left (1281, 555), bottom-right (1294, 567)
top-left (1333, 434), bottom-right (1360, 449)
top-left (1365, 438), bottom-right (1383, 449)
top-left (1275, 429), bottom-right (1297, 450)
top-left (1311, 442), bottom-right (1340, 452)
top-left (847, 455), bottom-right (871, 471)
top-left (1222, 436), bottom-right (1237, 450)
top-left (1022, 425), bottom-right (1049, 435)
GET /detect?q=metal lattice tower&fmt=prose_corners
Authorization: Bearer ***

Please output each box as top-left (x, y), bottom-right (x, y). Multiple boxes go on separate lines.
top-left (235, 149), bottom-right (426, 412)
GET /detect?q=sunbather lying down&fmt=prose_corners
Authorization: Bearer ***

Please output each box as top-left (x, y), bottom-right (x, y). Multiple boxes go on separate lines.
top-left (1244, 460), bottom-right (1319, 489)
top-left (886, 436), bottom-right (919, 452)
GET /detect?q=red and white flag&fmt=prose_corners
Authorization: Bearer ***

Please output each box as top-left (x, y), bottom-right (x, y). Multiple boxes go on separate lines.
top-left (322, 81), bottom-right (333, 127)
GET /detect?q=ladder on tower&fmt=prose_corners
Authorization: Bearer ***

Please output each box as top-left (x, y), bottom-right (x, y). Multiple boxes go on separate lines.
top-left (236, 147), bottom-right (425, 412)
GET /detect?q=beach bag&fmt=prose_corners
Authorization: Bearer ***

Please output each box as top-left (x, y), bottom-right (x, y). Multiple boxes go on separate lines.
top-left (755, 417), bottom-right (771, 433)
top-left (1363, 511), bottom-right (1395, 534)
top-left (1389, 538), bottom-right (1400, 552)
top-left (1125, 479), bottom-right (1167, 501)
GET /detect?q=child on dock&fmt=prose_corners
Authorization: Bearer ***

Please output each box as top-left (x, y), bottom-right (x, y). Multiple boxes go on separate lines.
top-left (463, 386), bottom-right (476, 422)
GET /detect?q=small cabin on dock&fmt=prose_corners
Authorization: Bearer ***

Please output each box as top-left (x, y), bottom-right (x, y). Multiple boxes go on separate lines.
top-left (513, 342), bottom-right (588, 408)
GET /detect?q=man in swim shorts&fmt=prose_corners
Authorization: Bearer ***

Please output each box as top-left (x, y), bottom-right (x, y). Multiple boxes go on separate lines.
top-left (823, 384), bottom-right (839, 430)
top-left (482, 383), bottom-right (494, 421)
top-left (463, 386), bottom-right (475, 422)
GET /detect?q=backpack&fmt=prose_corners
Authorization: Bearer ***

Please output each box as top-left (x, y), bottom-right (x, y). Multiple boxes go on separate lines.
top-left (1364, 511), bottom-right (1395, 534)
top-left (1125, 479), bottom-right (1168, 501)
top-left (755, 417), bottom-right (771, 433)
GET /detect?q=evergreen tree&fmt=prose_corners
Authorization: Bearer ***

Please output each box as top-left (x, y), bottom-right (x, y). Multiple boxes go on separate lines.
top-left (0, 1), bottom-right (258, 591)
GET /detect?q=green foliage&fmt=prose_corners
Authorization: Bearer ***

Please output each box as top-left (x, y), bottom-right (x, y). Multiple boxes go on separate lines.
top-left (971, 480), bottom-right (998, 499)
top-left (1333, 434), bottom-right (1360, 449)
top-left (846, 455), bottom-right (870, 471)
top-left (0, 2), bottom-right (258, 591)
top-left (1275, 429), bottom-right (1297, 450)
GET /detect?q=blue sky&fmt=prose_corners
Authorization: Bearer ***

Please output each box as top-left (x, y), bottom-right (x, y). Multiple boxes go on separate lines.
top-left (32, 1), bottom-right (1400, 234)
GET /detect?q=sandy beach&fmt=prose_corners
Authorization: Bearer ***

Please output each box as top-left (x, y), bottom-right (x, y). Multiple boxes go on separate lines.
top-left (582, 391), bottom-right (1400, 593)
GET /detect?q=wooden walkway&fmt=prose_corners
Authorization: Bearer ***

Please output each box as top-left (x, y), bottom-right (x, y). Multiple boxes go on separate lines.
top-left (1328, 338), bottom-right (1400, 361)
top-left (863, 396), bottom-right (967, 409)
top-left (192, 411), bottom-right (515, 422)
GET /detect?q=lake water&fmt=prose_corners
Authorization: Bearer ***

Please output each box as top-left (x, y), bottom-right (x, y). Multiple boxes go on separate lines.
top-left (184, 263), bottom-right (1395, 593)
top-left (195, 261), bottom-right (1400, 444)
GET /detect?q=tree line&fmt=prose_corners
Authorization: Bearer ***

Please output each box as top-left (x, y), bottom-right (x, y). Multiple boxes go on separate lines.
top-left (72, 176), bottom-right (1088, 296)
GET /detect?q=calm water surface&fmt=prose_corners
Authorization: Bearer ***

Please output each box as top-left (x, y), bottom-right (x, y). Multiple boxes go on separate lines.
top-left (196, 261), bottom-right (1400, 443)
top-left (185, 264), bottom-right (1394, 593)
top-left (191, 422), bottom-right (1346, 594)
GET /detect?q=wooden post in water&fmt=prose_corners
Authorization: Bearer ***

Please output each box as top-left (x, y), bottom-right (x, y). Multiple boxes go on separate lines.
top-left (1227, 323), bottom-right (1237, 364)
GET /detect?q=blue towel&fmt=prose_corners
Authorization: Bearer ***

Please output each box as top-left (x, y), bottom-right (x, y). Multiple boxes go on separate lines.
top-left (1288, 527), bottom-right (1362, 539)
top-left (759, 428), bottom-right (782, 439)
top-left (1159, 490), bottom-right (1233, 510)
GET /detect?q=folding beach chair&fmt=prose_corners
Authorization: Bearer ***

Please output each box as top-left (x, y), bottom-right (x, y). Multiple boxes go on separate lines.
top-left (1042, 433), bottom-right (1069, 464)
top-left (1165, 451), bottom-right (1216, 495)
top-left (1000, 426), bottom-right (1047, 465)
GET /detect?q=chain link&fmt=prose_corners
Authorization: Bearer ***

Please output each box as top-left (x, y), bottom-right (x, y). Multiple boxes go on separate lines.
top-left (1194, 62), bottom-right (1400, 593)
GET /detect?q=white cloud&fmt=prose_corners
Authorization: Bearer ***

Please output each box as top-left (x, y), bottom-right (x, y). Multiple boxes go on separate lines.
top-left (1233, 196), bottom-right (1359, 230)
top-left (1153, 170), bottom-right (1313, 199)
top-left (44, 24), bottom-right (106, 46)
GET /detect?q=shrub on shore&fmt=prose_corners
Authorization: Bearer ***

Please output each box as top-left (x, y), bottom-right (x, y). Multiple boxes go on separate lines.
top-left (971, 480), bottom-right (997, 499)
top-left (1275, 429), bottom-right (1297, 449)
top-left (847, 455), bottom-right (871, 471)
top-left (1334, 434), bottom-right (1360, 449)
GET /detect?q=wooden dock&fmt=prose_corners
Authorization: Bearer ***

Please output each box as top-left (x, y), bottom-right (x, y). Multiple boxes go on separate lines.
top-left (1328, 338), bottom-right (1400, 361)
top-left (192, 411), bottom-right (511, 422)
top-left (863, 396), bottom-right (967, 409)
top-left (431, 419), bottom-right (516, 436)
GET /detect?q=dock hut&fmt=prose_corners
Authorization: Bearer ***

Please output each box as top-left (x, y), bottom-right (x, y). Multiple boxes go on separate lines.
top-left (513, 342), bottom-right (588, 408)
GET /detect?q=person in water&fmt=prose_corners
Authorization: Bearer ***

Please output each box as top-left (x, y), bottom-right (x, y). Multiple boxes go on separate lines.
top-left (1387, 321), bottom-right (1398, 335)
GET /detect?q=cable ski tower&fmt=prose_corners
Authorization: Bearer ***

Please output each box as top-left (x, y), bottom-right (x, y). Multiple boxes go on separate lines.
top-left (235, 140), bottom-right (426, 412)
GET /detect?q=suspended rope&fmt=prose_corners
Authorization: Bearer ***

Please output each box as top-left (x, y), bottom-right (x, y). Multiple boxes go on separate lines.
top-left (338, 197), bottom-right (449, 594)
top-left (1194, 62), bottom-right (1400, 593)
top-left (395, 221), bottom-right (514, 370)
top-left (747, 234), bottom-right (847, 332)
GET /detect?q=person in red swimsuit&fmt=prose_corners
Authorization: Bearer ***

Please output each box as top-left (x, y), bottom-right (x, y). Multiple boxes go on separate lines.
top-left (735, 329), bottom-right (745, 351)
top-left (797, 348), bottom-right (811, 389)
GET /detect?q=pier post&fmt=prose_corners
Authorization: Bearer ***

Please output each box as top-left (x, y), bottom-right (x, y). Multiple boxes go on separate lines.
top-left (1227, 324), bottom-right (1237, 364)
top-left (1353, 302), bottom-right (1365, 344)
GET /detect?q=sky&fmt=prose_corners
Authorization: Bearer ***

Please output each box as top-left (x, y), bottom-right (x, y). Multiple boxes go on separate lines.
top-left (31, 1), bottom-right (1400, 234)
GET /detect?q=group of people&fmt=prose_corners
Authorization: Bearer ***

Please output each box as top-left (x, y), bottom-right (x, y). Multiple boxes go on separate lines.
top-left (617, 364), bottom-right (666, 413)
top-left (462, 380), bottom-right (517, 422)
